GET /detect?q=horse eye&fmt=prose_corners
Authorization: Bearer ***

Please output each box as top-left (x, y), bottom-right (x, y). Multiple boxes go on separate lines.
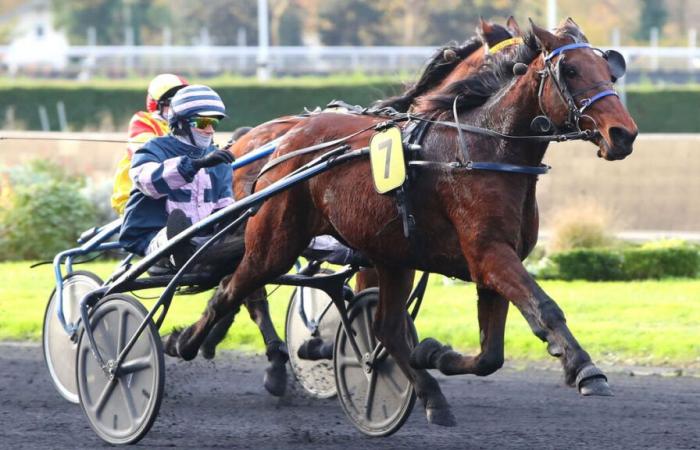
top-left (563, 66), bottom-right (577, 78)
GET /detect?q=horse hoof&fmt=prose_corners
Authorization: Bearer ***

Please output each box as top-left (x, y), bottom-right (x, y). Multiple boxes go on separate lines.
top-left (264, 363), bottom-right (287, 397)
top-left (579, 377), bottom-right (613, 396)
top-left (162, 330), bottom-right (181, 358)
top-left (426, 407), bottom-right (457, 427)
top-left (410, 338), bottom-right (447, 370)
top-left (547, 342), bottom-right (564, 357)
top-left (576, 364), bottom-right (613, 397)
top-left (175, 328), bottom-right (199, 361)
top-left (199, 345), bottom-right (215, 360)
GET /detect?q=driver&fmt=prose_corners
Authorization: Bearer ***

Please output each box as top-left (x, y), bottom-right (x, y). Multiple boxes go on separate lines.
top-left (119, 85), bottom-right (238, 269)
top-left (111, 73), bottom-right (189, 216)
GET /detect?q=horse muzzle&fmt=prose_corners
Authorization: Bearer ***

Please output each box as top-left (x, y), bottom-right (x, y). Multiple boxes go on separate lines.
top-left (598, 126), bottom-right (637, 161)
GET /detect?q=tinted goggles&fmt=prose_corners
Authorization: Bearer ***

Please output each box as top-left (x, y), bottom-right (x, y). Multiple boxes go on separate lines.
top-left (189, 117), bottom-right (220, 130)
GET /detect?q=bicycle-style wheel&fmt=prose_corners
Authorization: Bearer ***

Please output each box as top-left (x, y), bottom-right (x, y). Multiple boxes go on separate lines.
top-left (285, 281), bottom-right (341, 398)
top-left (334, 288), bottom-right (417, 436)
top-left (42, 270), bottom-right (103, 404)
top-left (76, 294), bottom-right (164, 445)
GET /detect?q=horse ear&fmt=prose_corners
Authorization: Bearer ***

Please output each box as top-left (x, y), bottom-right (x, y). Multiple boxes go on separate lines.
top-left (478, 16), bottom-right (493, 35)
top-left (562, 17), bottom-right (579, 29)
top-left (529, 18), bottom-right (560, 52)
top-left (506, 16), bottom-right (522, 37)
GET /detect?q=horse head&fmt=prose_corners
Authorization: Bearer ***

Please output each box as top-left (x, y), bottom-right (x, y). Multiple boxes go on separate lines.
top-left (529, 18), bottom-right (638, 160)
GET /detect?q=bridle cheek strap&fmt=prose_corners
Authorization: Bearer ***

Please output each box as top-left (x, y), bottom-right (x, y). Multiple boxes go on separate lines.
top-left (579, 89), bottom-right (618, 114)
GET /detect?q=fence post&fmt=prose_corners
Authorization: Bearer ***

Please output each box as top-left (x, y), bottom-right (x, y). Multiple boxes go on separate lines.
top-left (125, 26), bottom-right (135, 74)
top-left (38, 106), bottom-right (50, 131)
top-left (689, 28), bottom-right (697, 72)
top-left (163, 27), bottom-right (172, 71)
top-left (80, 26), bottom-right (97, 80)
top-left (650, 27), bottom-right (659, 71)
top-left (257, 0), bottom-right (271, 81)
top-left (237, 27), bottom-right (247, 73)
top-left (56, 102), bottom-right (68, 131)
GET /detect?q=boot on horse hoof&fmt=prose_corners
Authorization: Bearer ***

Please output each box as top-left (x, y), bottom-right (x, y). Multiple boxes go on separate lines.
top-left (426, 406), bottom-right (457, 427)
top-left (410, 337), bottom-right (450, 370)
top-left (199, 344), bottom-right (216, 360)
top-left (263, 341), bottom-right (289, 397)
top-left (576, 364), bottom-right (613, 397)
top-left (297, 337), bottom-right (333, 361)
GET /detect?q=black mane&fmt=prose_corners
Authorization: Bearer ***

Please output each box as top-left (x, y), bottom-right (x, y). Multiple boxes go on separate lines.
top-left (423, 32), bottom-right (540, 113)
top-left (376, 37), bottom-right (484, 112)
top-left (424, 24), bottom-right (588, 113)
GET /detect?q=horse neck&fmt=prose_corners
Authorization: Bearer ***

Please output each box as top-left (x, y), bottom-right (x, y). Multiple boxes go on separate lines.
top-left (461, 65), bottom-right (549, 167)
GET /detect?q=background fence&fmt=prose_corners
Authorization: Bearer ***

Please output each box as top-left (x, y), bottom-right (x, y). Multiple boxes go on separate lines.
top-left (2, 44), bottom-right (700, 82)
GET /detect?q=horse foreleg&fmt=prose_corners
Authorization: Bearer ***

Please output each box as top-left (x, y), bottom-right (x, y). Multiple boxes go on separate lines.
top-left (473, 244), bottom-right (611, 396)
top-left (410, 287), bottom-right (508, 377)
top-left (373, 267), bottom-right (456, 427)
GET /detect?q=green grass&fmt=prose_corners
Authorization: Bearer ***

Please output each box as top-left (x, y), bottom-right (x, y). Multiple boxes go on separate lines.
top-left (1, 261), bottom-right (699, 367)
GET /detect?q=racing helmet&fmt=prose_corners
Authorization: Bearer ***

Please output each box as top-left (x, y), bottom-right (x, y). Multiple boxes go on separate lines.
top-left (169, 85), bottom-right (227, 128)
top-left (146, 73), bottom-right (189, 113)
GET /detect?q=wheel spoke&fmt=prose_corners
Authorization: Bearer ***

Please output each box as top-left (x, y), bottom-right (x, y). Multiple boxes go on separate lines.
top-left (119, 356), bottom-right (152, 375)
top-left (363, 371), bottom-right (377, 420)
top-left (91, 377), bottom-right (118, 416)
top-left (95, 322), bottom-right (118, 359)
top-left (118, 376), bottom-right (138, 427)
top-left (382, 369), bottom-right (405, 397)
top-left (336, 353), bottom-right (362, 369)
top-left (117, 309), bottom-right (128, 354)
top-left (363, 307), bottom-right (375, 350)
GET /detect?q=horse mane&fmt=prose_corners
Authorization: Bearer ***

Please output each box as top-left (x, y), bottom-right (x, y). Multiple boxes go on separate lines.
top-left (375, 37), bottom-right (484, 112)
top-left (423, 24), bottom-right (588, 114)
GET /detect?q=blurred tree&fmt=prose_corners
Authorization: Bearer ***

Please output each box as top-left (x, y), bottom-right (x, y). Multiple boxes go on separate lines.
top-left (166, 0), bottom-right (257, 45)
top-left (318, 0), bottom-right (387, 45)
top-left (636, 0), bottom-right (668, 41)
top-left (52, 0), bottom-right (171, 45)
top-left (277, 2), bottom-right (303, 45)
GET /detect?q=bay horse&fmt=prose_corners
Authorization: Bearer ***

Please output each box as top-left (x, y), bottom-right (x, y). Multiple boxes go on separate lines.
top-left (185, 18), bottom-right (526, 381)
top-left (168, 17), bottom-right (637, 426)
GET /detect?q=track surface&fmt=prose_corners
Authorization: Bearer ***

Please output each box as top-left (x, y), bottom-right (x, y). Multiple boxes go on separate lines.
top-left (1, 343), bottom-right (699, 450)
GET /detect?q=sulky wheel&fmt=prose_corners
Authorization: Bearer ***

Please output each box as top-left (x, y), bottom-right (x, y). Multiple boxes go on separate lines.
top-left (76, 294), bottom-right (164, 445)
top-left (285, 281), bottom-right (341, 398)
top-left (334, 288), bottom-right (417, 437)
top-left (42, 270), bottom-right (103, 404)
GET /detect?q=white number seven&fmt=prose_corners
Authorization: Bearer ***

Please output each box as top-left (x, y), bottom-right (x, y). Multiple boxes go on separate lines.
top-left (379, 138), bottom-right (392, 178)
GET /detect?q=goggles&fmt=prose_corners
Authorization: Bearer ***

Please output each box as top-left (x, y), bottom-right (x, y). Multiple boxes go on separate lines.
top-left (189, 116), bottom-right (220, 130)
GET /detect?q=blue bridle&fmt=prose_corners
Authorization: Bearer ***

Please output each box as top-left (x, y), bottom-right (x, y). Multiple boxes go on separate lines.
top-left (539, 42), bottom-right (620, 130)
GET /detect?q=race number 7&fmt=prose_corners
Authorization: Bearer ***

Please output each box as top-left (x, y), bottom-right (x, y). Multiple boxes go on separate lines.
top-left (378, 138), bottom-right (392, 179)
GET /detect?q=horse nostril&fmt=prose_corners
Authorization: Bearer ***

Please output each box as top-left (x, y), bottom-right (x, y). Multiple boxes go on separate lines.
top-left (609, 127), bottom-right (637, 148)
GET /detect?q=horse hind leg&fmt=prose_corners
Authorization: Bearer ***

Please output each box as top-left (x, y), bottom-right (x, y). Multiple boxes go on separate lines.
top-left (410, 287), bottom-right (508, 377)
top-left (242, 289), bottom-right (289, 397)
top-left (163, 275), bottom-right (240, 361)
top-left (373, 267), bottom-right (456, 427)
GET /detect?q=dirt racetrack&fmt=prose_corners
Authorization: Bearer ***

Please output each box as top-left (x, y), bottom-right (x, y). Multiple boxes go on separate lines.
top-left (1, 343), bottom-right (699, 450)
